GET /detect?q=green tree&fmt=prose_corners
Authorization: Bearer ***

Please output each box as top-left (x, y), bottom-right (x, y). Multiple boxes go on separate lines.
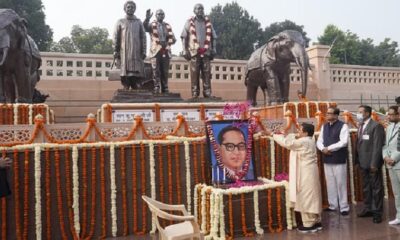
top-left (70, 25), bottom-right (113, 54)
top-left (318, 24), bottom-right (400, 66)
top-left (210, 2), bottom-right (263, 60)
top-left (0, 0), bottom-right (53, 51)
top-left (262, 20), bottom-right (310, 47)
top-left (49, 37), bottom-right (76, 53)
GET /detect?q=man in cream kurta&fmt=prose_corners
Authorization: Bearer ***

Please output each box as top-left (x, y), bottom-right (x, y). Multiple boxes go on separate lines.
top-left (273, 123), bottom-right (322, 232)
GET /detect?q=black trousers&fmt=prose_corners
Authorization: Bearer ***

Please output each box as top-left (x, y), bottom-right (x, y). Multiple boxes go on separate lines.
top-left (189, 56), bottom-right (211, 97)
top-left (151, 52), bottom-right (170, 93)
top-left (361, 167), bottom-right (384, 216)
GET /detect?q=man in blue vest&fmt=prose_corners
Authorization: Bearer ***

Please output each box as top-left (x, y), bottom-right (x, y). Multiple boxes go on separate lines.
top-left (317, 107), bottom-right (350, 215)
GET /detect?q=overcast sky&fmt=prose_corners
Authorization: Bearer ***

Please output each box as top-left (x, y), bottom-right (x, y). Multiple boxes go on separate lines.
top-left (41, 0), bottom-right (399, 54)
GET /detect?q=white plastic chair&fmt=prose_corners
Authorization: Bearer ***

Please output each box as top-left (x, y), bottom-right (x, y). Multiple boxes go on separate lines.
top-left (142, 195), bottom-right (204, 240)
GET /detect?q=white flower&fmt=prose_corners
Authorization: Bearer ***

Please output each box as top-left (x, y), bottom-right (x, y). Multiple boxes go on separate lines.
top-left (109, 144), bottom-right (118, 236)
top-left (34, 146), bottom-right (42, 240)
top-left (72, 145), bottom-right (80, 234)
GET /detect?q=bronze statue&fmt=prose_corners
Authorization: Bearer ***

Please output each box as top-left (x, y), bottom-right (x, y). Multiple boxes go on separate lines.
top-left (0, 9), bottom-right (46, 103)
top-left (144, 9), bottom-right (176, 94)
top-left (113, 1), bottom-right (146, 90)
top-left (181, 3), bottom-right (217, 98)
top-left (245, 30), bottom-right (310, 106)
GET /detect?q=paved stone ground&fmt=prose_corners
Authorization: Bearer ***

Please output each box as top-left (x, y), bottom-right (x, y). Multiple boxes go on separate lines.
top-left (109, 200), bottom-right (400, 240)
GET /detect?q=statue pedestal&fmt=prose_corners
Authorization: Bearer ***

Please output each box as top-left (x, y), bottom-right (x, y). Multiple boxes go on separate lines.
top-left (186, 96), bottom-right (223, 103)
top-left (110, 89), bottom-right (184, 103)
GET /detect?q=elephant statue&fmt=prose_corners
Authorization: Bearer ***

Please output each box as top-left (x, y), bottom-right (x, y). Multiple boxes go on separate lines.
top-left (0, 9), bottom-right (33, 103)
top-left (245, 30), bottom-right (310, 106)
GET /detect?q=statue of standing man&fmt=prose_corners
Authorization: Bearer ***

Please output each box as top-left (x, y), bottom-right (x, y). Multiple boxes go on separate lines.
top-left (144, 9), bottom-right (176, 94)
top-left (181, 3), bottom-right (217, 98)
top-left (113, 1), bottom-right (146, 90)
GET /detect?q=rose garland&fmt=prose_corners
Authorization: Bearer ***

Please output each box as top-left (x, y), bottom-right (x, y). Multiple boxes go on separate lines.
top-left (206, 120), bottom-right (254, 180)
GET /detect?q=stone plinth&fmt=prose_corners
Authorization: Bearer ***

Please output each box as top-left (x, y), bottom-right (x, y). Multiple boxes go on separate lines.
top-left (111, 89), bottom-right (184, 103)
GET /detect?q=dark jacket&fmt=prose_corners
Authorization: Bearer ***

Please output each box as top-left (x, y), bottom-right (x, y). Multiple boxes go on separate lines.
top-left (356, 119), bottom-right (385, 169)
top-left (322, 121), bottom-right (348, 164)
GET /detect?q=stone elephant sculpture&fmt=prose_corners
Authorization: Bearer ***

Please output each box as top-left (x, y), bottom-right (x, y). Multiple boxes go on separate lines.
top-left (245, 30), bottom-right (310, 106)
top-left (0, 9), bottom-right (33, 103)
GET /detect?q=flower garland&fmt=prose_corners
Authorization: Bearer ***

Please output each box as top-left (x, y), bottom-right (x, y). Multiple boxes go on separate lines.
top-left (131, 145), bottom-right (140, 234)
top-left (174, 143), bottom-right (182, 203)
top-left (275, 187), bottom-right (283, 232)
top-left (297, 102), bottom-right (307, 118)
top-left (218, 190), bottom-right (225, 240)
top-left (253, 190), bottom-right (264, 234)
top-left (29, 104), bottom-right (33, 125)
top-left (13, 149), bottom-right (21, 239)
top-left (192, 141), bottom-right (199, 183)
top-left (200, 141), bottom-right (206, 180)
top-left (184, 141), bottom-right (192, 214)
top-left (228, 193), bottom-right (234, 239)
top-left (119, 146), bottom-right (128, 235)
top-left (167, 145), bottom-right (173, 206)
top-left (158, 144), bottom-right (165, 205)
top-left (45, 148), bottom-right (51, 239)
top-left (205, 189), bottom-right (211, 232)
top-left (84, 147), bottom-right (97, 240)
top-left (1, 197), bottom-right (6, 240)
top-left (64, 147), bottom-right (79, 240)
top-left (81, 147), bottom-right (88, 238)
top-left (100, 146), bottom-right (108, 237)
top-left (23, 148), bottom-right (30, 240)
top-left (206, 121), bottom-right (254, 180)
top-left (382, 166), bottom-right (389, 199)
top-left (55, 148), bottom-right (69, 239)
top-left (110, 144), bottom-right (118, 237)
top-left (270, 137), bottom-right (276, 178)
top-left (240, 193), bottom-right (254, 237)
top-left (347, 132), bottom-right (356, 204)
top-left (72, 146), bottom-right (80, 235)
top-left (267, 189), bottom-right (275, 233)
top-left (258, 137), bottom-right (266, 178)
top-left (200, 186), bottom-right (208, 232)
top-left (140, 143), bottom-right (151, 234)
top-left (34, 146), bottom-right (42, 240)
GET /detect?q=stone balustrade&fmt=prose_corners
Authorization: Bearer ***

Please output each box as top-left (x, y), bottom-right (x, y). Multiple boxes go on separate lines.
top-left (330, 64), bottom-right (400, 85)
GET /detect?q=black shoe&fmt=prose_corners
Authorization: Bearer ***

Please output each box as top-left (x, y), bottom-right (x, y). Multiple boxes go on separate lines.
top-left (373, 215), bottom-right (382, 224)
top-left (314, 222), bottom-right (323, 231)
top-left (340, 211), bottom-right (349, 216)
top-left (297, 225), bottom-right (318, 233)
top-left (357, 210), bottom-right (373, 218)
top-left (324, 208), bottom-right (336, 212)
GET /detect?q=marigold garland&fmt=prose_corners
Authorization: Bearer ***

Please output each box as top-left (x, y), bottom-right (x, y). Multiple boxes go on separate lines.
top-left (297, 103), bottom-right (307, 118)
top-left (44, 148), bottom-right (51, 239)
top-left (1, 197), bottom-right (6, 240)
top-left (197, 142), bottom-right (205, 182)
top-left (100, 146), bottom-right (108, 237)
top-left (158, 144), bottom-right (165, 204)
top-left (264, 137), bottom-right (270, 179)
top-left (276, 188), bottom-right (283, 232)
top-left (80, 147), bottom-right (88, 238)
top-left (22, 148), bottom-right (29, 240)
top-left (84, 147), bottom-right (97, 240)
top-left (139, 143), bottom-right (147, 234)
top-left (167, 144), bottom-right (173, 205)
top-left (228, 193), bottom-right (234, 239)
top-left (131, 145), bottom-right (140, 234)
top-left (192, 142), bottom-right (199, 184)
top-left (174, 143), bottom-right (182, 203)
top-left (205, 189), bottom-right (211, 232)
top-left (258, 138), bottom-right (265, 178)
top-left (267, 189), bottom-right (275, 233)
top-left (240, 193), bottom-right (254, 237)
top-left (64, 147), bottom-right (79, 240)
top-left (54, 148), bottom-right (69, 239)
top-left (120, 146), bottom-right (128, 236)
top-left (13, 149), bottom-right (21, 239)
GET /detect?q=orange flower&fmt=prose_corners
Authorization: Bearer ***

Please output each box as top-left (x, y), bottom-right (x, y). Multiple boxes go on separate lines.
top-left (45, 148), bottom-right (51, 239)
top-left (120, 146), bottom-right (128, 236)
top-left (276, 188), bottom-right (283, 232)
top-left (1, 198), bottom-right (6, 240)
top-left (13, 149), bottom-right (21, 239)
top-left (267, 189), bottom-right (275, 233)
top-left (200, 141), bottom-right (206, 181)
top-left (100, 146), bottom-right (108, 237)
top-left (55, 148), bottom-right (69, 239)
top-left (192, 142), bottom-right (199, 184)
top-left (174, 143), bottom-right (182, 203)
top-left (228, 193), bottom-right (234, 239)
top-left (64, 147), bottom-right (79, 239)
top-left (80, 147), bottom-right (88, 238)
top-left (241, 193), bottom-right (254, 237)
top-left (139, 143), bottom-right (147, 234)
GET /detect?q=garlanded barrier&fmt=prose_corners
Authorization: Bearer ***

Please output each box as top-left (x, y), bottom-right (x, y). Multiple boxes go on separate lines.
top-left (195, 179), bottom-right (290, 239)
top-left (0, 109), bottom-right (392, 239)
top-left (0, 103), bottom-right (54, 125)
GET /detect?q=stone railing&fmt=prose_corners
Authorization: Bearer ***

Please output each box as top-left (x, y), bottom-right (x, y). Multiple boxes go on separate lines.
top-left (39, 52), bottom-right (310, 82)
top-left (330, 64), bottom-right (400, 85)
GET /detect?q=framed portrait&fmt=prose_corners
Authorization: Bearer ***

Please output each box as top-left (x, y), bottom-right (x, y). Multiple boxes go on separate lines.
top-left (206, 120), bottom-right (256, 184)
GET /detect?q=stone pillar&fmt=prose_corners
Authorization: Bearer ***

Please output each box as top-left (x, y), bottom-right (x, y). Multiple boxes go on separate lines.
top-left (307, 45), bottom-right (331, 100)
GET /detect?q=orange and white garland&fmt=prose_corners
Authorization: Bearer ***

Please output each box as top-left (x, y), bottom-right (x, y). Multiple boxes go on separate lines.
top-left (109, 144), bottom-right (118, 236)
top-left (3, 103), bottom-right (51, 125)
top-left (34, 146), bottom-right (42, 239)
top-left (150, 21), bottom-right (174, 56)
top-left (196, 178), bottom-right (291, 239)
top-left (189, 16), bottom-right (212, 57)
